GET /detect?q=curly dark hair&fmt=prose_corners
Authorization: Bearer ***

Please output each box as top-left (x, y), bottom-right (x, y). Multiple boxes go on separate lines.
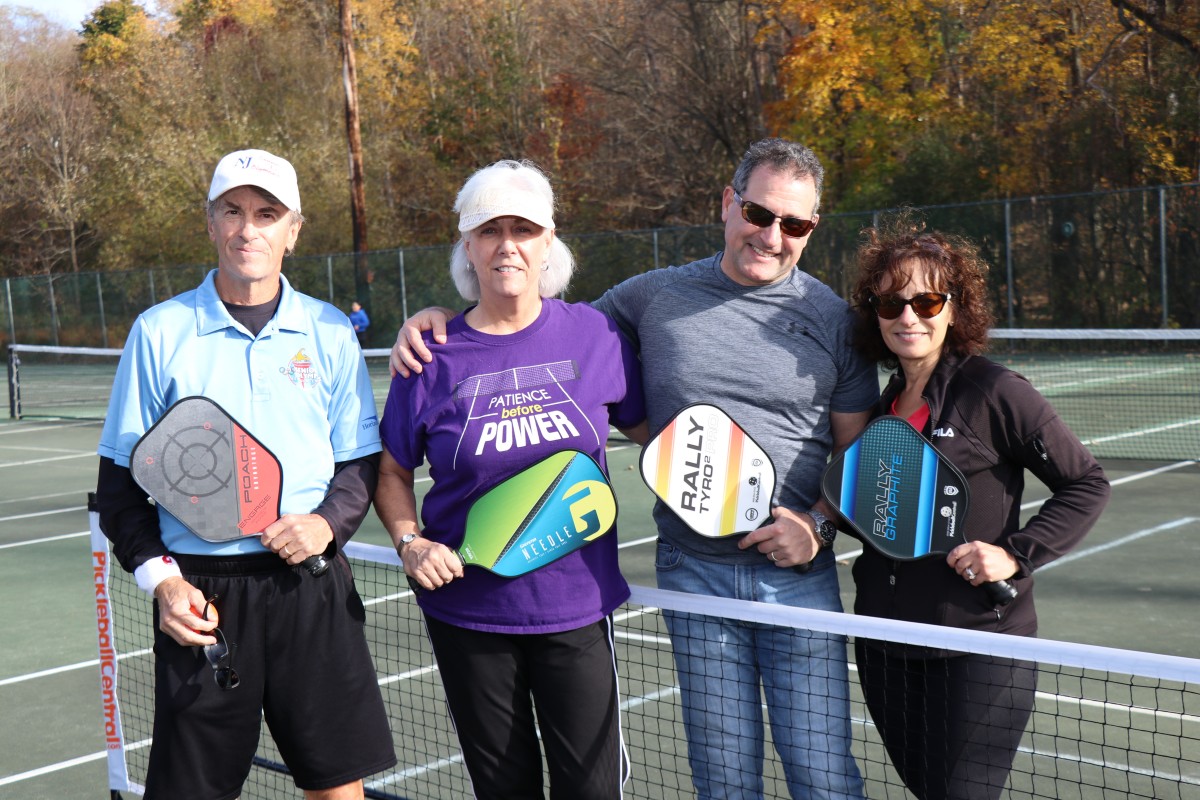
top-left (851, 211), bottom-right (994, 370)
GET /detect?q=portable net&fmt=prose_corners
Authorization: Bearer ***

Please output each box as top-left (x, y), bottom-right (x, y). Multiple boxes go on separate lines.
top-left (90, 505), bottom-right (1200, 800)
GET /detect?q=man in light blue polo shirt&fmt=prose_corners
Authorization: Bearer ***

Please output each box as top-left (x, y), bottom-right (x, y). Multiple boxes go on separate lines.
top-left (95, 149), bottom-right (395, 800)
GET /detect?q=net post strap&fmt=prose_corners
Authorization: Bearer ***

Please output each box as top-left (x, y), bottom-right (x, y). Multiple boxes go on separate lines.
top-left (89, 492), bottom-right (140, 794)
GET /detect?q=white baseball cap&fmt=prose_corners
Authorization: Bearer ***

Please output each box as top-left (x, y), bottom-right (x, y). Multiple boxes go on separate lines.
top-left (456, 168), bottom-right (555, 233)
top-left (208, 149), bottom-right (301, 212)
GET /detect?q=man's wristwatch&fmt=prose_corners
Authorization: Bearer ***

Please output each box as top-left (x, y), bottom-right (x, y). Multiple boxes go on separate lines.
top-left (807, 510), bottom-right (837, 549)
top-left (398, 532), bottom-right (420, 555)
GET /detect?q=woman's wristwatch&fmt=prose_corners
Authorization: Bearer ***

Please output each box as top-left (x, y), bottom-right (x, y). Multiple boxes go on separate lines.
top-left (807, 509), bottom-right (837, 549)
top-left (398, 532), bottom-right (421, 555)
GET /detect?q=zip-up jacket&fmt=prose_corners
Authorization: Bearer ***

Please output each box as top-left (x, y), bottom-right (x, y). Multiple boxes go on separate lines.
top-left (851, 352), bottom-right (1111, 636)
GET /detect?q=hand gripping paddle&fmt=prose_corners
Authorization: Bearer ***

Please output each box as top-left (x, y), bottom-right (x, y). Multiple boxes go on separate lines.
top-left (821, 415), bottom-right (1017, 606)
top-left (639, 403), bottom-right (775, 538)
top-left (454, 450), bottom-right (617, 578)
top-left (130, 396), bottom-right (329, 577)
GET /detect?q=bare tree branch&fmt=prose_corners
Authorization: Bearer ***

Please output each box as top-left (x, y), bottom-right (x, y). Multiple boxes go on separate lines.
top-left (1109, 0), bottom-right (1200, 61)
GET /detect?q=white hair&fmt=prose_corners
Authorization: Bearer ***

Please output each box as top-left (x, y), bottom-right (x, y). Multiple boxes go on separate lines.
top-left (449, 160), bottom-right (575, 301)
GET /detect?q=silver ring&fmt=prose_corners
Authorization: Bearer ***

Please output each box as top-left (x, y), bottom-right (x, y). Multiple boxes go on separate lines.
top-left (282, 546), bottom-right (291, 558)
top-left (769, 551), bottom-right (779, 563)
top-left (964, 567), bottom-right (976, 581)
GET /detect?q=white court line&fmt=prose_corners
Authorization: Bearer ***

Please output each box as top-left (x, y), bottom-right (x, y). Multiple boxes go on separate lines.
top-left (0, 750), bottom-right (112, 787)
top-left (366, 753), bottom-right (465, 790)
top-left (1081, 418), bottom-right (1200, 446)
top-left (0, 739), bottom-right (151, 788)
top-left (1019, 458), bottom-right (1195, 512)
top-left (621, 535), bottom-right (657, 549)
top-left (0, 506), bottom-right (85, 523)
top-left (0, 444), bottom-right (87, 454)
top-left (1106, 459), bottom-right (1198, 485)
top-left (1038, 517), bottom-right (1198, 572)
top-left (0, 488), bottom-right (93, 506)
top-left (0, 531), bottom-right (88, 550)
top-left (0, 420), bottom-right (100, 436)
top-left (0, 648), bottom-right (151, 687)
top-left (0, 452), bottom-right (94, 469)
top-left (1037, 365), bottom-right (1189, 392)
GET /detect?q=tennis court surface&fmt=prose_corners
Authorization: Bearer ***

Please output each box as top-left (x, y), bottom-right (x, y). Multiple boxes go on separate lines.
top-left (2, 329), bottom-right (1198, 799)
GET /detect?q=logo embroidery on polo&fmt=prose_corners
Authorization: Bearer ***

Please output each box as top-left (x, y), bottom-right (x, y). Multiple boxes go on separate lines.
top-left (279, 348), bottom-right (323, 390)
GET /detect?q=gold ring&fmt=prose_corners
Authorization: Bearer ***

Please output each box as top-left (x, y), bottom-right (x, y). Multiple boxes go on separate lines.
top-left (282, 546), bottom-right (291, 558)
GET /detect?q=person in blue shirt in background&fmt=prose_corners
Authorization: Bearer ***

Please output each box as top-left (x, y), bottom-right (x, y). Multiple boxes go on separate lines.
top-left (350, 300), bottom-right (370, 348)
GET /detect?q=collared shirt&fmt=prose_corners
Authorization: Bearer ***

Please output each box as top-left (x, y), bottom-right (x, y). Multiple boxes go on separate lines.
top-left (98, 269), bottom-right (380, 556)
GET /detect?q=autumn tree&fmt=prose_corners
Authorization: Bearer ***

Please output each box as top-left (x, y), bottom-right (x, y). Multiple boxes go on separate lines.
top-left (772, 0), bottom-right (1200, 207)
top-left (81, 0), bottom-right (359, 264)
top-left (559, 0), bottom-right (793, 228)
top-left (0, 9), bottom-right (100, 276)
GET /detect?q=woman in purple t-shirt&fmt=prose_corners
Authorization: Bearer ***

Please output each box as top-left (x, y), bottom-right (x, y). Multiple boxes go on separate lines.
top-left (375, 160), bottom-right (647, 799)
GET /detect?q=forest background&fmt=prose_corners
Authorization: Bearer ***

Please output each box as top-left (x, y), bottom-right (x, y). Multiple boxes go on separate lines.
top-left (0, 0), bottom-right (1197, 295)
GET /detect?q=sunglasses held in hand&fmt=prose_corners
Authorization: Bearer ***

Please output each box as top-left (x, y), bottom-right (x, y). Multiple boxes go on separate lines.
top-left (200, 596), bottom-right (240, 690)
top-left (868, 292), bottom-right (952, 320)
top-left (733, 193), bottom-right (818, 238)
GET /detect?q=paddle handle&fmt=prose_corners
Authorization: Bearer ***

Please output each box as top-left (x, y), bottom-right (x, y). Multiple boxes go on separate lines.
top-left (301, 554), bottom-right (330, 577)
top-left (985, 579), bottom-right (1018, 606)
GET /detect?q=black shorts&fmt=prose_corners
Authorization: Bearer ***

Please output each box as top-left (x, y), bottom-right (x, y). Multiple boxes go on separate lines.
top-left (425, 614), bottom-right (629, 800)
top-left (144, 553), bottom-right (396, 799)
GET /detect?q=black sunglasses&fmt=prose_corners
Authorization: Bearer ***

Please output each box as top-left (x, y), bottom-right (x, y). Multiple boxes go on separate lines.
top-left (868, 292), bottom-right (952, 320)
top-left (200, 596), bottom-right (239, 690)
top-left (733, 193), bottom-right (817, 238)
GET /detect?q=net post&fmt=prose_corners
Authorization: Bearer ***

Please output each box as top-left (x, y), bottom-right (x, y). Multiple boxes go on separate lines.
top-left (48, 275), bottom-right (60, 347)
top-left (90, 492), bottom-right (138, 795)
top-left (1005, 199), bottom-right (1016, 328)
top-left (1159, 186), bottom-right (1169, 328)
top-left (7, 344), bottom-right (19, 420)
top-left (398, 248), bottom-right (407, 323)
top-left (4, 277), bottom-right (15, 344)
top-left (96, 272), bottom-right (109, 350)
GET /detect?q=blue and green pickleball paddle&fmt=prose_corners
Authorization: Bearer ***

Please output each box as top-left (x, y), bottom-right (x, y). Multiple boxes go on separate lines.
top-left (821, 415), bottom-right (1016, 605)
top-left (455, 450), bottom-right (617, 577)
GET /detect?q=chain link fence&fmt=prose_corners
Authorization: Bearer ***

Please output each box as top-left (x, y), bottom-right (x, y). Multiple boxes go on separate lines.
top-left (4, 183), bottom-right (1198, 350)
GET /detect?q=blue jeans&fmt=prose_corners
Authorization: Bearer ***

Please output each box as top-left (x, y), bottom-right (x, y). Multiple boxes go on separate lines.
top-left (656, 541), bottom-right (864, 800)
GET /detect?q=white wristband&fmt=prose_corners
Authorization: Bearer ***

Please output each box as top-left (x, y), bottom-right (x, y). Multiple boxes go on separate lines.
top-left (134, 555), bottom-right (183, 597)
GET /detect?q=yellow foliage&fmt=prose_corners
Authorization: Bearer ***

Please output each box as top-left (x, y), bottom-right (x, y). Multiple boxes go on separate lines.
top-left (771, 0), bottom-right (1194, 201)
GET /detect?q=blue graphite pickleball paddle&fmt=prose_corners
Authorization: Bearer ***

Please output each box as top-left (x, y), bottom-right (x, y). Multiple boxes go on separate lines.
top-left (821, 415), bottom-right (1016, 606)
